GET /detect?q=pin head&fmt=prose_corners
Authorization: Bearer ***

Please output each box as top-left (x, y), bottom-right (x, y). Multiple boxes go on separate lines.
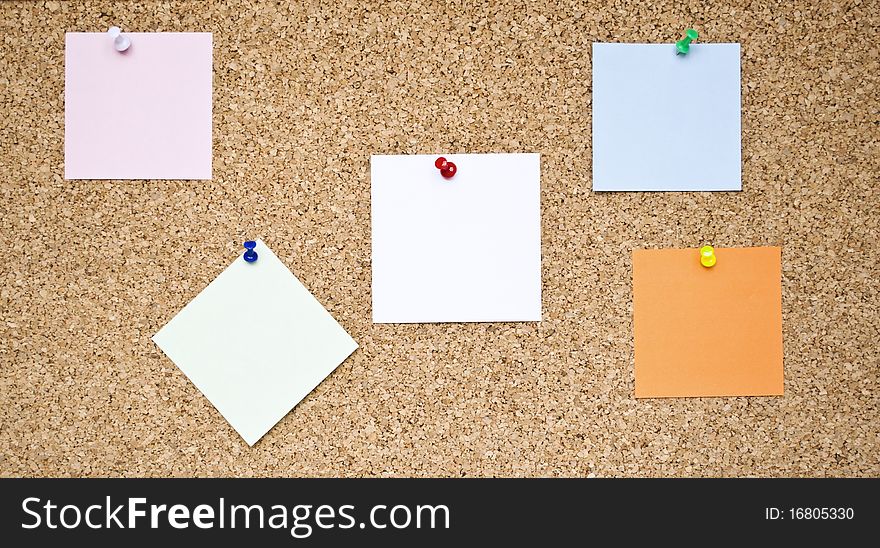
top-left (675, 28), bottom-right (699, 55)
top-left (243, 240), bottom-right (258, 263)
top-left (435, 156), bottom-right (457, 179)
top-left (108, 26), bottom-right (131, 52)
top-left (700, 245), bottom-right (716, 268)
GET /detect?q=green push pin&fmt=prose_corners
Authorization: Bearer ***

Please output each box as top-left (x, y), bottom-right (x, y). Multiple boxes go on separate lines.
top-left (676, 28), bottom-right (699, 55)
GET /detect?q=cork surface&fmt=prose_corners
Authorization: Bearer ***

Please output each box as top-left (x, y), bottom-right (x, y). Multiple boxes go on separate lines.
top-left (1, 1), bottom-right (877, 477)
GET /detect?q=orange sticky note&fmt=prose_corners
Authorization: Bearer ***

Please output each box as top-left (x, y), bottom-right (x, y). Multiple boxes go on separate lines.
top-left (633, 247), bottom-right (783, 398)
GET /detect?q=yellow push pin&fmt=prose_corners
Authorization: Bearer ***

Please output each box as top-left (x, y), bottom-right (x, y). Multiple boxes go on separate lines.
top-left (700, 245), bottom-right (716, 268)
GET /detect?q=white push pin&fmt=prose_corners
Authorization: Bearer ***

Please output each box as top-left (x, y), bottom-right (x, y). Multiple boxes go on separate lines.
top-left (108, 26), bottom-right (131, 52)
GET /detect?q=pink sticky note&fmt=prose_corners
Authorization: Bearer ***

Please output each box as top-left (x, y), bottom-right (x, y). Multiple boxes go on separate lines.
top-left (65, 32), bottom-right (212, 180)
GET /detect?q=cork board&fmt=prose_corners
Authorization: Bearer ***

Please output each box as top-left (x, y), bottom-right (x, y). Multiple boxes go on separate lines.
top-left (0, 1), bottom-right (877, 477)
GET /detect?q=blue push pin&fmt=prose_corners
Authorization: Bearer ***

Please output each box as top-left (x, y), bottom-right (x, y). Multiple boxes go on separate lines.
top-left (243, 240), bottom-right (258, 263)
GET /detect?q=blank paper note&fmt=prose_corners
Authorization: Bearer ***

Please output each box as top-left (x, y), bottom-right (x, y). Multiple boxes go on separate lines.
top-left (152, 240), bottom-right (357, 445)
top-left (371, 153), bottom-right (541, 323)
top-left (65, 32), bottom-right (212, 179)
top-left (592, 43), bottom-right (741, 191)
top-left (632, 247), bottom-right (783, 398)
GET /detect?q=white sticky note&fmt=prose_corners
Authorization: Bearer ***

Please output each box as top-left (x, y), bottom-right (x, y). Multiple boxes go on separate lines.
top-left (592, 43), bottom-right (741, 191)
top-left (152, 240), bottom-right (357, 445)
top-left (371, 153), bottom-right (541, 323)
top-left (65, 32), bottom-right (212, 180)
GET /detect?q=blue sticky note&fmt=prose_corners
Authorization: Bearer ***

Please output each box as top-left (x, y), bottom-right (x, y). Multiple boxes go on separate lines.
top-left (592, 43), bottom-right (741, 191)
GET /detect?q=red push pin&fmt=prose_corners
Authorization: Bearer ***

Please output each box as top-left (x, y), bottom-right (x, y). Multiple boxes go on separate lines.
top-left (435, 157), bottom-right (457, 179)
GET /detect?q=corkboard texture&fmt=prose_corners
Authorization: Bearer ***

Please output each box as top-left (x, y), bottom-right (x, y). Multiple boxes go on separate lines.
top-left (0, 0), bottom-right (877, 477)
